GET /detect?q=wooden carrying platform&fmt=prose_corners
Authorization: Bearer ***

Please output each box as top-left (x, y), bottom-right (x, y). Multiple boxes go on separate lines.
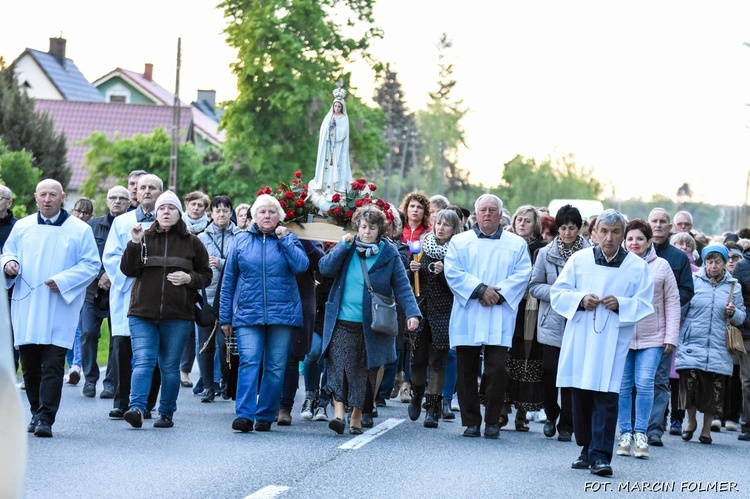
top-left (286, 219), bottom-right (355, 243)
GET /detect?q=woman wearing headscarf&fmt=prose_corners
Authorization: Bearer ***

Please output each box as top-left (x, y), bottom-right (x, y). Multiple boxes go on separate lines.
top-left (120, 191), bottom-right (212, 428)
top-left (675, 244), bottom-right (746, 444)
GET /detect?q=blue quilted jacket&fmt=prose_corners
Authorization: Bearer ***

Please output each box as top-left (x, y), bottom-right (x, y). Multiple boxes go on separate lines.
top-left (219, 224), bottom-right (309, 328)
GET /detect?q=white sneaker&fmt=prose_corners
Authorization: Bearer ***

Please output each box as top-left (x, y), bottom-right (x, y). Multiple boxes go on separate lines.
top-left (451, 399), bottom-right (460, 411)
top-left (616, 433), bottom-right (632, 456)
top-left (399, 382), bottom-right (412, 403)
top-left (726, 421), bottom-right (738, 432)
top-left (536, 409), bottom-right (547, 423)
top-left (66, 365), bottom-right (81, 385)
top-left (526, 411), bottom-right (537, 422)
top-left (711, 419), bottom-right (722, 432)
top-left (312, 405), bottom-right (328, 422)
top-left (633, 432), bottom-right (649, 459)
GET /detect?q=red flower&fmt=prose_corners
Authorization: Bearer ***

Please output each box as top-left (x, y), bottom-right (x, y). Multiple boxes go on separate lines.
top-left (279, 200), bottom-right (287, 209)
top-left (354, 199), bottom-right (364, 207)
top-left (295, 199), bottom-right (305, 208)
top-left (382, 202), bottom-right (390, 211)
top-left (292, 179), bottom-right (300, 185)
top-left (357, 178), bottom-right (366, 183)
top-left (368, 183), bottom-right (377, 191)
top-left (362, 197), bottom-right (372, 204)
top-left (375, 199), bottom-right (385, 208)
top-left (263, 186), bottom-right (272, 195)
top-left (351, 181), bottom-right (361, 190)
top-left (331, 193), bottom-right (341, 203)
top-left (276, 188), bottom-right (284, 194)
top-left (345, 210), bottom-right (354, 218)
top-left (285, 209), bottom-right (296, 220)
top-left (284, 191), bottom-right (294, 200)
top-left (331, 207), bottom-right (342, 215)
top-left (294, 170), bottom-right (303, 178)
top-left (299, 192), bottom-right (307, 200)
top-left (302, 184), bottom-right (308, 190)
top-left (256, 189), bottom-right (264, 196)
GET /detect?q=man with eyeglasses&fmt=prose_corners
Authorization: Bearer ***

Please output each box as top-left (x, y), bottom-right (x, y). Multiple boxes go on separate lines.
top-left (0, 185), bottom-right (16, 252)
top-left (79, 186), bottom-right (130, 399)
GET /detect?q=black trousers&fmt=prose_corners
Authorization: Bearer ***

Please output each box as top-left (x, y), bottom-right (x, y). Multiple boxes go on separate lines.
top-left (541, 344), bottom-right (573, 433)
top-left (410, 324), bottom-right (448, 396)
top-left (571, 388), bottom-right (619, 464)
top-left (197, 323), bottom-right (228, 392)
top-left (79, 301), bottom-right (113, 388)
top-left (456, 345), bottom-right (508, 427)
top-left (111, 336), bottom-right (160, 412)
top-left (19, 344), bottom-right (68, 425)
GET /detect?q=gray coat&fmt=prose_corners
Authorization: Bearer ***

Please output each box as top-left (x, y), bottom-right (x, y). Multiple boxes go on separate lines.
top-left (675, 268), bottom-right (746, 376)
top-left (529, 236), bottom-right (590, 348)
top-left (198, 222), bottom-right (241, 305)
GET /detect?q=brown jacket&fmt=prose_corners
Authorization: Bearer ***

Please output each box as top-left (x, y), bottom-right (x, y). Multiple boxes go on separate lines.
top-left (121, 228), bottom-right (212, 321)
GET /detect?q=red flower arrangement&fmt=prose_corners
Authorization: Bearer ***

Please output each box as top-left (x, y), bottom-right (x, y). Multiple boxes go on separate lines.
top-left (326, 178), bottom-right (393, 230)
top-left (256, 170), bottom-right (317, 225)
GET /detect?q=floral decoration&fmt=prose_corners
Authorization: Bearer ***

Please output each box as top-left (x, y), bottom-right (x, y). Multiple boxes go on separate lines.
top-left (256, 170), bottom-right (318, 225)
top-left (326, 177), bottom-right (393, 230)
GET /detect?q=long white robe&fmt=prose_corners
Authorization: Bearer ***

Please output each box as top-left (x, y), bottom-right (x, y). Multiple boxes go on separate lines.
top-left (550, 248), bottom-right (654, 393)
top-left (102, 211), bottom-right (153, 337)
top-left (445, 230), bottom-right (532, 347)
top-left (2, 214), bottom-right (99, 348)
top-left (308, 101), bottom-right (352, 211)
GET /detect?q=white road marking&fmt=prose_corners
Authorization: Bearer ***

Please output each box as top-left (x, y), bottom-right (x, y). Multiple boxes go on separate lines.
top-left (338, 417), bottom-right (405, 450)
top-left (243, 485), bottom-right (290, 498)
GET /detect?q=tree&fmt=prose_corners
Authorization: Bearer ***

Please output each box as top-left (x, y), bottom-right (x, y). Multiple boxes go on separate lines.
top-left (416, 33), bottom-right (468, 197)
top-left (80, 129), bottom-right (220, 201)
top-left (498, 154), bottom-right (603, 213)
top-left (219, 0), bottom-right (385, 191)
top-left (0, 138), bottom-right (41, 216)
top-left (0, 70), bottom-right (70, 186)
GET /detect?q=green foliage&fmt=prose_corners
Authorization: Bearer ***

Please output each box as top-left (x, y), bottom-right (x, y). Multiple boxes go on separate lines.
top-left (0, 139), bottom-right (41, 216)
top-left (0, 70), bottom-right (70, 186)
top-left (80, 128), bottom-right (218, 200)
top-left (219, 0), bottom-right (383, 192)
top-left (416, 34), bottom-right (468, 196)
top-left (498, 154), bottom-right (603, 213)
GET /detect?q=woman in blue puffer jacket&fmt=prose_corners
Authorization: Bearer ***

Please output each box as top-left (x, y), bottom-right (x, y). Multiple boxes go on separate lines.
top-left (219, 194), bottom-right (309, 433)
top-left (675, 244), bottom-right (745, 444)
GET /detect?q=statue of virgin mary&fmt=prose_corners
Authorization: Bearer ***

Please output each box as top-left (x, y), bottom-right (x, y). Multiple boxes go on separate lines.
top-left (308, 87), bottom-right (353, 212)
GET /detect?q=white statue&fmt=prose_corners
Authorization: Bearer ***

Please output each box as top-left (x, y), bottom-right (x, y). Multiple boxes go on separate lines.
top-left (308, 88), bottom-right (353, 212)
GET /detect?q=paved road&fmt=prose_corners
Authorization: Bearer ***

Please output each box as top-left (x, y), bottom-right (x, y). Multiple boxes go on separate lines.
top-left (21, 375), bottom-right (750, 499)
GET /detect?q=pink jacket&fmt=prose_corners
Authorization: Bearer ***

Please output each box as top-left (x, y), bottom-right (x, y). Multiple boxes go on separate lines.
top-left (630, 246), bottom-right (681, 349)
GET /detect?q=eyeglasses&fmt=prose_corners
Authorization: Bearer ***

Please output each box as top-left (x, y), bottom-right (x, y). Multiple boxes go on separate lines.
top-left (729, 255), bottom-right (742, 262)
top-left (108, 196), bottom-right (130, 202)
top-left (73, 209), bottom-right (92, 216)
top-left (0, 196), bottom-right (10, 201)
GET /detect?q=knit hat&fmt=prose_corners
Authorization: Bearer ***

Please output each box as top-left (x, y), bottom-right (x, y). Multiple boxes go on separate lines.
top-left (154, 190), bottom-right (184, 215)
top-left (701, 244), bottom-right (728, 264)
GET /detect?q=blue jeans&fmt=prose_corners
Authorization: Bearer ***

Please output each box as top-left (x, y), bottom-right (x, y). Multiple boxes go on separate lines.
top-left (648, 349), bottom-right (673, 437)
top-left (66, 326), bottom-right (82, 368)
top-left (303, 332), bottom-right (330, 406)
top-left (618, 347), bottom-right (663, 434)
top-left (235, 325), bottom-right (292, 422)
top-left (129, 317), bottom-right (192, 418)
top-left (442, 349), bottom-right (457, 401)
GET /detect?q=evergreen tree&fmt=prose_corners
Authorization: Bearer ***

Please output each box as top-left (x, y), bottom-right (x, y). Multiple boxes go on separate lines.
top-left (0, 70), bottom-right (70, 187)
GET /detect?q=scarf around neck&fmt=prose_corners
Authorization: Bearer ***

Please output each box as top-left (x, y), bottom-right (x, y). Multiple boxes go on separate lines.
top-left (422, 232), bottom-right (448, 260)
top-left (556, 235), bottom-right (584, 262)
top-left (355, 237), bottom-right (380, 258)
top-left (183, 212), bottom-right (208, 234)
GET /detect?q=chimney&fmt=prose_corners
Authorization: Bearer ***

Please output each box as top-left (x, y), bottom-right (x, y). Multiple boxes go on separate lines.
top-left (144, 63), bottom-right (153, 81)
top-left (197, 90), bottom-right (216, 111)
top-left (49, 37), bottom-right (67, 64)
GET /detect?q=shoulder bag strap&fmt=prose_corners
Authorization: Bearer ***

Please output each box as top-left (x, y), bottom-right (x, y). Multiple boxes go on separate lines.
top-left (359, 257), bottom-right (373, 292)
top-left (726, 281), bottom-right (735, 325)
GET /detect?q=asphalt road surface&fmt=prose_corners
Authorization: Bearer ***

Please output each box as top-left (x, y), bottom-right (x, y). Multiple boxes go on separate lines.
top-left (20, 375), bottom-right (750, 499)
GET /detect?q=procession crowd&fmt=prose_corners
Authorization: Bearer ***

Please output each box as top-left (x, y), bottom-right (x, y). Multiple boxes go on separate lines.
top-left (3, 170), bottom-right (750, 479)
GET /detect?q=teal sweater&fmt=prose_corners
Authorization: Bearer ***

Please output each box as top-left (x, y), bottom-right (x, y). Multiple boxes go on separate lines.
top-left (337, 242), bottom-right (382, 322)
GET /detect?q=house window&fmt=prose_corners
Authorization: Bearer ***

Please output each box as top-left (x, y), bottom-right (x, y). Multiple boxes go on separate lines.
top-left (109, 95), bottom-right (127, 103)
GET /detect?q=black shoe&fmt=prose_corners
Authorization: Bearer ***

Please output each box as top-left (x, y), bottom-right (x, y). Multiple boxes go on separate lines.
top-left (370, 407), bottom-right (378, 418)
top-left (739, 432), bottom-right (750, 441)
top-left (349, 426), bottom-right (363, 435)
top-left (424, 406), bottom-right (440, 429)
top-left (82, 382), bottom-right (96, 398)
top-left (362, 413), bottom-right (374, 428)
top-left (200, 389), bottom-right (215, 403)
top-left (515, 419), bottom-right (530, 432)
top-left (254, 420), bottom-right (271, 432)
top-left (463, 425), bottom-right (481, 437)
top-left (484, 424), bottom-right (500, 439)
top-left (123, 409), bottom-right (144, 428)
top-left (408, 386), bottom-right (425, 421)
top-left (375, 397), bottom-right (386, 407)
top-left (27, 417), bottom-right (39, 433)
top-left (543, 421), bottom-right (556, 438)
top-left (109, 408), bottom-right (125, 419)
top-left (441, 399), bottom-right (456, 420)
top-left (682, 425), bottom-right (696, 441)
top-left (590, 460), bottom-right (613, 477)
top-left (571, 455), bottom-right (590, 469)
top-left (154, 415), bottom-right (174, 428)
top-left (648, 433), bottom-right (663, 447)
top-left (232, 418), bottom-right (254, 432)
top-left (498, 414), bottom-right (509, 429)
top-left (699, 435), bottom-right (712, 444)
top-left (100, 386), bottom-right (115, 399)
top-left (329, 417), bottom-right (345, 435)
top-left (34, 422), bottom-right (53, 438)
top-left (143, 410), bottom-right (152, 420)
top-left (558, 430), bottom-right (572, 442)
top-left (220, 380), bottom-right (230, 400)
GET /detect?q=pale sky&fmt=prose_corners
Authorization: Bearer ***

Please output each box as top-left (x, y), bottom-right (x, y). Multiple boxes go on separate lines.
top-left (2, 1), bottom-right (750, 205)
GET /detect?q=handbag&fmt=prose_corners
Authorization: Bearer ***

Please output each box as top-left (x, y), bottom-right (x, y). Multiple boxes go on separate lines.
top-left (726, 282), bottom-right (746, 354)
top-left (360, 258), bottom-right (399, 337)
top-left (194, 285), bottom-right (217, 328)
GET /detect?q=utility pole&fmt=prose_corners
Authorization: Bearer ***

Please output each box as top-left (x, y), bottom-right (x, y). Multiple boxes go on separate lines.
top-left (168, 38), bottom-right (181, 194)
